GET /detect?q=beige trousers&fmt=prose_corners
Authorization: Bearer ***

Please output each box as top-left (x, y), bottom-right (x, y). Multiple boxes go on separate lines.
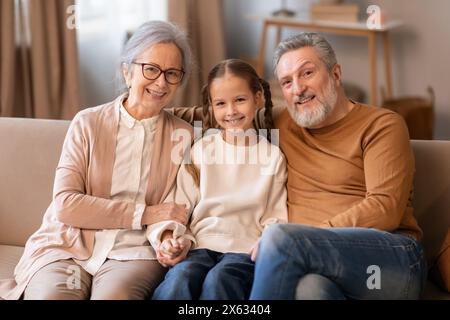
top-left (23, 259), bottom-right (166, 300)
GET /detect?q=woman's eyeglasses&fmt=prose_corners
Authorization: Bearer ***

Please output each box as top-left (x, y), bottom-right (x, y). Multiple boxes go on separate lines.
top-left (132, 62), bottom-right (185, 85)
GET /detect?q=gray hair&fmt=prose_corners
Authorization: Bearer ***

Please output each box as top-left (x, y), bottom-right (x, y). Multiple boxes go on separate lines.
top-left (118, 20), bottom-right (193, 92)
top-left (273, 32), bottom-right (337, 75)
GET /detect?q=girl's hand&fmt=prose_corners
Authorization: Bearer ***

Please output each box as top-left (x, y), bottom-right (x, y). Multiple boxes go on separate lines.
top-left (156, 237), bottom-right (192, 267)
top-left (250, 237), bottom-right (261, 262)
top-left (159, 238), bottom-right (183, 258)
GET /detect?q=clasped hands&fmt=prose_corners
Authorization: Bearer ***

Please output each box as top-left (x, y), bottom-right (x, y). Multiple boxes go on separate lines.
top-left (140, 202), bottom-right (192, 267)
top-left (141, 202), bottom-right (263, 266)
top-left (156, 234), bottom-right (192, 267)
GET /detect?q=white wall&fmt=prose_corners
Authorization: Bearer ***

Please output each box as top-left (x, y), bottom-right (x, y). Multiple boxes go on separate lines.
top-left (76, 0), bottom-right (167, 108)
top-left (224, 0), bottom-right (311, 62)
top-left (224, 0), bottom-right (450, 139)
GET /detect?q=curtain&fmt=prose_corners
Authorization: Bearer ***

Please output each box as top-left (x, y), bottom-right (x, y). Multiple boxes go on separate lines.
top-left (0, 0), bottom-right (16, 116)
top-left (0, 0), bottom-right (80, 119)
top-left (168, 0), bottom-right (226, 108)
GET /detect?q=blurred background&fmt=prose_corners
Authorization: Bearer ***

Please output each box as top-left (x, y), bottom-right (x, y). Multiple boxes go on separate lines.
top-left (1, 0), bottom-right (449, 139)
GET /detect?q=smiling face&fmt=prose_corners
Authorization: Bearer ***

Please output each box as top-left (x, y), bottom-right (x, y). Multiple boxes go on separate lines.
top-left (210, 73), bottom-right (261, 132)
top-left (122, 42), bottom-right (183, 114)
top-left (276, 46), bottom-right (341, 129)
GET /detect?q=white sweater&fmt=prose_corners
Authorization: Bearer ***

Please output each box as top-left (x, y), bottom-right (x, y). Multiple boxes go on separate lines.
top-left (147, 130), bottom-right (288, 254)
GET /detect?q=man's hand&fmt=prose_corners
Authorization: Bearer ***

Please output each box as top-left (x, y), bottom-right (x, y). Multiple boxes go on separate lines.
top-left (156, 237), bottom-right (191, 267)
top-left (250, 237), bottom-right (261, 262)
top-left (141, 203), bottom-right (188, 226)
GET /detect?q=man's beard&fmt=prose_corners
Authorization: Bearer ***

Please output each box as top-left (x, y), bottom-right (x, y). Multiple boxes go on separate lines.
top-left (287, 77), bottom-right (338, 129)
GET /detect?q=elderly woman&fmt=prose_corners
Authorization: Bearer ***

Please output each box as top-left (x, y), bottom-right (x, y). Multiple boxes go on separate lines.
top-left (0, 21), bottom-right (194, 300)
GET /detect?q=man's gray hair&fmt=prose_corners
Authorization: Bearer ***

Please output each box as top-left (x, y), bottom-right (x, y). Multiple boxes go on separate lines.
top-left (273, 32), bottom-right (337, 75)
top-left (118, 20), bottom-right (193, 91)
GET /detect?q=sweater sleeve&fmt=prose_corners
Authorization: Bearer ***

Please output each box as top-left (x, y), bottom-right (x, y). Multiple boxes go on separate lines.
top-left (53, 111), bottom-right (136, 230)
top-left (170, 161), bottom-right (201, 215)
top-left (146, 157), bottom-right (200, 247)
top-left (261, 151), bottom-right (289, 230)
top-left (171, 106), bottom-right (219, 129)
top-left (326, 113), bottom-right (414, 231)
top-left (171, 106), bottom-right (203, 125)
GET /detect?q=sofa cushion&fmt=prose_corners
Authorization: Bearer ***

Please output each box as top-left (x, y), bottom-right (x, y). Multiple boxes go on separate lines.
top-left (411, 140), bottom-right (450, 264)
top-left (429, 229), bottom-right (450, 293)
top-left (0, 118), bottom-right (70, 246)
top-left (0, 245), bottom-right (24, 280)
top-left (411, 140), bottom-right (450, 299)
top-left (421, 280), bottom-right (450, 300)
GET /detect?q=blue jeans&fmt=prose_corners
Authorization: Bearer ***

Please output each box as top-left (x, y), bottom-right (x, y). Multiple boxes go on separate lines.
top-left (250, 224), bottom-right (427, 300)
top-left (152, 249), bottom-right (255, 300)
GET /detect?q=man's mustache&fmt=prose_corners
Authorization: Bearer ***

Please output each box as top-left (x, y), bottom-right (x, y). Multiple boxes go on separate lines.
top-left (293, 93), bottom-right (314, 104)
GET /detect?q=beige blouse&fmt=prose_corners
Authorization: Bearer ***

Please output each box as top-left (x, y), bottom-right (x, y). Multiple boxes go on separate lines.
top-left (74, 103), bottom-right (161, 275)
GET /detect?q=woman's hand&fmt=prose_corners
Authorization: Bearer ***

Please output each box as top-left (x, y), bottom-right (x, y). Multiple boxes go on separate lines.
top-left (141, 203), bottom-right (188, 226)
top-left (156, 237), bottom-right (191, 267)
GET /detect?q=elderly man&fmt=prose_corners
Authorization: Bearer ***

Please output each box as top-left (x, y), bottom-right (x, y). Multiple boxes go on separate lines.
top-left (248, 33), bottom-right (427, 300)
top-left (174, 32), bottom-right (427, 300)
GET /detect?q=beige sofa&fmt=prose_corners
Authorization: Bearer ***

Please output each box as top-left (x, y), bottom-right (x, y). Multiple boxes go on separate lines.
top-left (0, 117), bottom-right (449, 299)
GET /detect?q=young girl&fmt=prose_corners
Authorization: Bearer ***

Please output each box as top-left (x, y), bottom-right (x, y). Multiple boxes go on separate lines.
top-left (148, 59), bottom-right (288, 300)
